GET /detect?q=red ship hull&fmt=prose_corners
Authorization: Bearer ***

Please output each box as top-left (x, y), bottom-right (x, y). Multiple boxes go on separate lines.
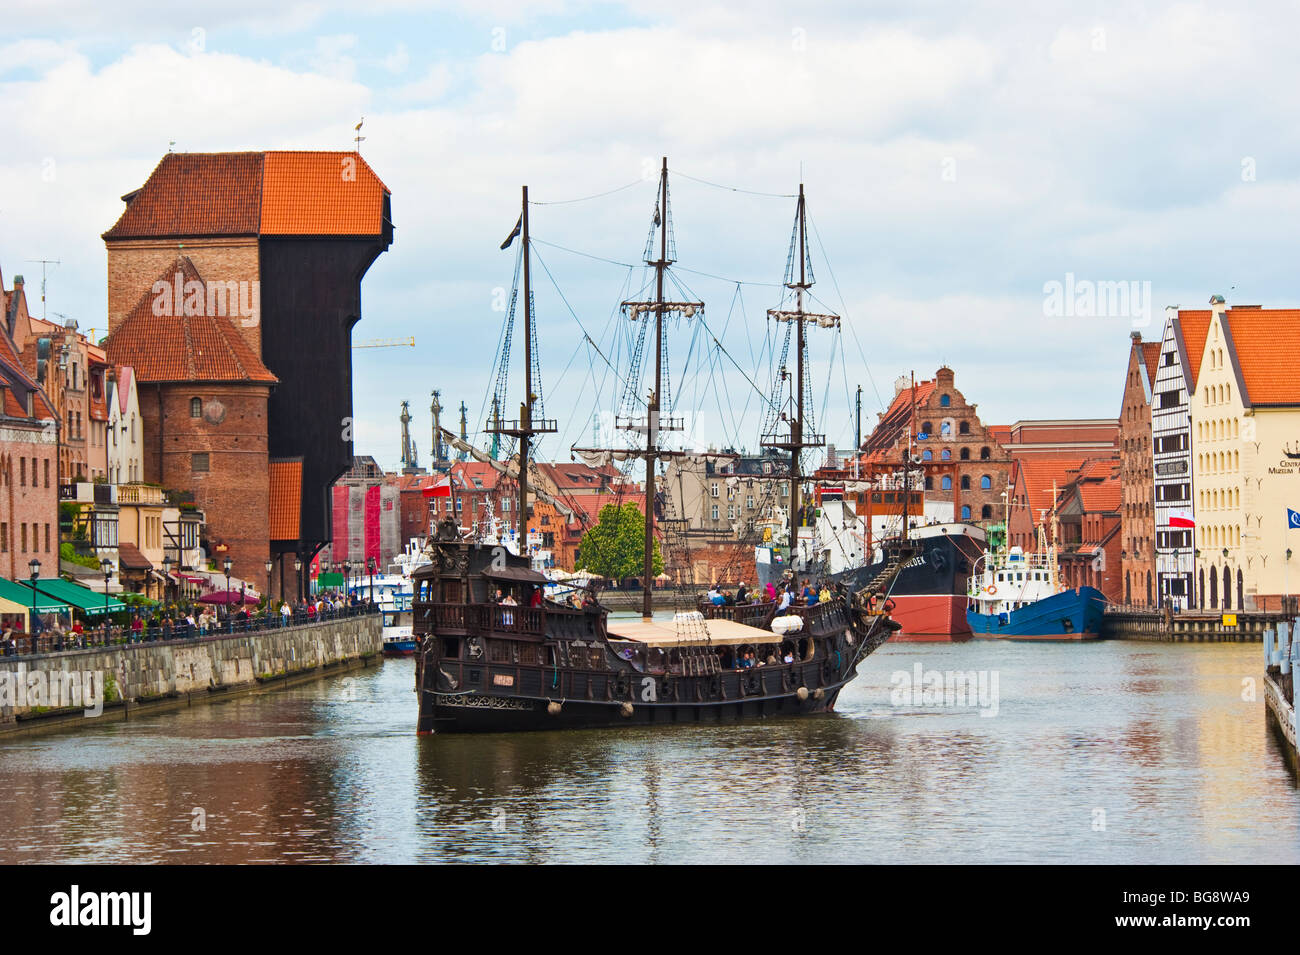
top-left (887, 594), bottom-right (972, 642)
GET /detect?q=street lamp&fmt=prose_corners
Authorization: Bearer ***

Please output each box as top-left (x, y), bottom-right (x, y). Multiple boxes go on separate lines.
top-left (162, 555), bottom-right (173, 603)
top-left (28, 558), bottom-right (41, 653)
top-left (342, 561), bottom-right (351, 600)
top-left (368, 557), bottom-right (376, 607)
top-left (294, 557), bottom-right (302, 603)
top-left (100, 558), bottom-right (112, 620)
top-left (265, 558), bottom-right (274, 605)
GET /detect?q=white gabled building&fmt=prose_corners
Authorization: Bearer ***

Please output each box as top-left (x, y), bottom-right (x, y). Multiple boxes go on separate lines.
top-left (1152, 307), bottom-right (1211, 608)
top-left (106, 365), bottom-right (143, 485)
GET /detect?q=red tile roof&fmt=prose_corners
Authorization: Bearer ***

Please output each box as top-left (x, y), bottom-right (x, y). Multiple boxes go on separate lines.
top-left (986, 424), bottom-right (1011, 446)
top-left (1175, 310), bottom-right (1212, 390)
top-left (260, 152), bottom-right (389, 236)
top-left (117, 542), bottom-right (152, 571)
top-left (269, 459), bottom-right (302, 540)
top-left (103, 151), bottom-right (390, 240)
top-left (1223, 309), bottom-right (1300, 405)
top-left (1077, 463), bottom-right (1121, 512)
top-left (1140, 341), bottom-right (1162, 389)
top-left (1015, 454), bottom-right (1097, 519)
top-left (103, 257), bottom-right (278, 384)
top-left (861, 379), bottom-right (937, 458)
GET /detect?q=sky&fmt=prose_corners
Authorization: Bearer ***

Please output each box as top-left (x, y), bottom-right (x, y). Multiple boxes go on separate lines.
top-left (3, 0), bottom-right (1299, 474)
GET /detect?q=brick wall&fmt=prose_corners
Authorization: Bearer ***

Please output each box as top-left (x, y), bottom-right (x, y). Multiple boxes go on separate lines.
top-left (1119, 337), bottom-right (1157, 606)
top-left (139, 383), bottom-right (271, 593)
top-left (0, 425), bottom-right (59, 579)
top-left (106, 238), bottom-right (261, 353)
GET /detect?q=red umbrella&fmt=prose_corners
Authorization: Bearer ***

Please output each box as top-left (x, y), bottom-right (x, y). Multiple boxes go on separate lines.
top-left (196, 589), bottom-right (259, 606)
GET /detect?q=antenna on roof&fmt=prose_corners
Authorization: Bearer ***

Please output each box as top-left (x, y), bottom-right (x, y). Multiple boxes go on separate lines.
top-left (354, 117), bottom-right (365, 153)
top-left (25, 259), bottom-right (60, 321)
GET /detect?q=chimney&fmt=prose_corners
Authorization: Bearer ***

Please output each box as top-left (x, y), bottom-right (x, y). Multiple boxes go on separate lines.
top-left (1130, 330), bottom-right (1142, 342)
top-left (12, 274), bottom-right (23, 289)
top-left (893, 375), bottom-right (908, 396)
top-left (936, 366), bottom-right (955, 388)
top-left (826, 445), bottom-right (837, 469)
top-left (1209, 294), bottom-right (1227, 317)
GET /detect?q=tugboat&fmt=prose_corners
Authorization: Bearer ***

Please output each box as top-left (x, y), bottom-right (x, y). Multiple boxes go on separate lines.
top-left (414, 163), bottom-right (908, 733)
top-left (966, 519), bottom-right (1105, 640)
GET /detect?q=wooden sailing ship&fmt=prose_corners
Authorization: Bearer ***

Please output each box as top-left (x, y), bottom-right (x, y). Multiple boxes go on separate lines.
top-left (414, 160), bottom-right (908, 734)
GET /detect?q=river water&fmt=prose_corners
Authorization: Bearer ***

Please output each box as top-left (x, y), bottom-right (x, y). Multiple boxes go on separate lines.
top-left (1, 639), bottom-right (1296, 864)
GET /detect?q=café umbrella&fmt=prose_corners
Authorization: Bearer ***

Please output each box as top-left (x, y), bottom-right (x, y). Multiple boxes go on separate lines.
top-left (195, 589), bottom-right (260, 606)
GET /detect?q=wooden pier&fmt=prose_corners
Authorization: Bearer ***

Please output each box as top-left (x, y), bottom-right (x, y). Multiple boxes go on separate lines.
top-left (1102, 607), bottom-right (1289, 641)
top-left (1263, 622), bottom-right (1298, 771)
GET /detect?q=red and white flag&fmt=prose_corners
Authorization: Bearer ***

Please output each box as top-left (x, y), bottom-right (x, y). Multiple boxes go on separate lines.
top-left (423, 475), bottom-right (452, 499)
top-left (1170, 509), bottom-right (1195, 529)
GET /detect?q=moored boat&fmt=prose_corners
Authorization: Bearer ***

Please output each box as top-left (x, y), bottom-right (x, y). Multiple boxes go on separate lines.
top-left (966, 543), bottom-right (1106, 641)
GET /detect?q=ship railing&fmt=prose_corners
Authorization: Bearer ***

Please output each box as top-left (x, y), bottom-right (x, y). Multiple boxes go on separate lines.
top-left (423, 602), bottom-right (546, 637)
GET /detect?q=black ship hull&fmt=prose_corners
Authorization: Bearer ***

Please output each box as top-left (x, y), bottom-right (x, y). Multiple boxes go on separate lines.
top-left (413, 540), bottom-right (904, 735)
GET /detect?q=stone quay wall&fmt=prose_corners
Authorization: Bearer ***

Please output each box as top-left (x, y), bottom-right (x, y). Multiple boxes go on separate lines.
top-left (0, 613), bottom-right (382, 736)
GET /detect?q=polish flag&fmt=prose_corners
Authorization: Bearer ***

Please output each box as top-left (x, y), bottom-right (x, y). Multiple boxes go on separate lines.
top-left (423, 475), bottom-right (452, 499)
top-left (1170, 509), bottom-right (1195, 529)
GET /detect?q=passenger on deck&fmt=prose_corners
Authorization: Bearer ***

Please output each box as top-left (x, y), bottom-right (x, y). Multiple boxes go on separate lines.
top-left (710, 586), bottom-right (726, 606)
top-left (736, 582), bottom-right (750, 604)
top-left (777, 587), bottom-right (792, 612)
top-left (765, 649), bottom-right (778, 665)
top-left (765, 582), bottom-right (776, 602)
top-left (783, 650), bottom-right (794, 664)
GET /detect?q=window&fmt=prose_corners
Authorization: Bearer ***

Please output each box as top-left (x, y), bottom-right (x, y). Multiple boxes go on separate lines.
top-left (961, 505), bottom-right (971, 520)
top-left (922, 450), bottom-right (932, 461)
top-left (921, 422), bottom-right (933, 437)
top-left (958, 421), bottom-right (970, 435)
top-left (980, 447), bottom-right (991, 460)
top-left (20, 523), bottom-right (26, 553)
top-left (192, 452), bottom-right (210, 472)
top-left (710, 483), bottom-right (719, 498)
top-left (924, 476), bottom-right (933, 490)
top-left (711, 504), bottom-right (719, 520)
top-left (941, 449), bottom-right (951, 461)
top-left (746, 496), bottom-right (754, 509)
top-left (960, 475), bottom-right (971, 490)
top-left (941, 476), bottom-right (952, 491)
top-left (981, 475), bottom-right (992, 490)
top-left (939, 394), bottom-right (951, 407)
top-left (44, 524), bottom-right (50, 552)
top-left (1, 523), bottom-right (6, 553)
top-left (960, 447), bottom-right (970, 460)
top-left (19, 459), bottom-right (24, 487)
top-left (190, 397), bottom-right (202, 418)
top-left (981, 505), bottom-right (992, 519)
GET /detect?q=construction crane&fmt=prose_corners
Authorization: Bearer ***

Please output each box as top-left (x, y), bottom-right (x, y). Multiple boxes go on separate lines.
top-left (353, 337), bottom-right (415, 349)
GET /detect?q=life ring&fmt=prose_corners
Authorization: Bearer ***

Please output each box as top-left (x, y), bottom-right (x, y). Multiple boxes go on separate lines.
top-left (986, 585), bottom-right (998, 596)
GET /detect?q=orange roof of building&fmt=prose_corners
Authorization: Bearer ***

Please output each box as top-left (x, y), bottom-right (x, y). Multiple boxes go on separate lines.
top-left (269, 459), bottom-right (302, 540)
top-left (1077, 463), bottom-right (1121, 512)
top-left (260, 152), bottom-right (389, 235)
top-left (986, 424), bottom-right (1011, 446)
top-left (1015, 454), bottom-right (1096, 518)
top-left (103, 257), bottom-right (278, 385)
top-left (1140, 341), bottom-right (1161, 389)
top-left (1175, 310), bottom-right (1212, 390)
top-left (104, 151), bottom-right (390, 240)
top-left (862, 379), bottom-right (937, 456)
top-left (1224, 308), bottom-right (1300, 405)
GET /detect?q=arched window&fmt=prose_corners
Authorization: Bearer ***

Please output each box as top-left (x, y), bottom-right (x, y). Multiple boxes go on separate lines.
top-left (959, 447), bottom-right (970, 460)
top-left (980, 475), bottom-right (992, 490)
top-left (941, 476), bottom-right (952, 491)
top-left (190, 397), bottom-right (202, 418)
top-left (941, 449), bottom-right (951, 461)
top-left (921, 421), bottom-right (933, 437)
top-left (980, 447), bottom-right (990, 460)
top-left (960, 475), bottom-right (971, 490)
top-left (940, 394), bottom-right (951, 407)
top-left (924, 476), bottom-right (933, 490)
top-left (960, 505), bottom-right (971, 520)
top-left (981, 504), bottom-right (992, 519)
top-left (958, 420), bottom-right (970, 435)
top-left (922, 449), bottom-right (933, 461)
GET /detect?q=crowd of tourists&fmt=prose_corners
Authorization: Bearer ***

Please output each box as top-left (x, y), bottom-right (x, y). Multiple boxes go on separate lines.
top-left (705, 577), bottom-right (839, 610)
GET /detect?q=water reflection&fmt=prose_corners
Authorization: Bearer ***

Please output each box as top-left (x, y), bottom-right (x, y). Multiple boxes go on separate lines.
top-left (0, 641), bottom-right (1297, 863)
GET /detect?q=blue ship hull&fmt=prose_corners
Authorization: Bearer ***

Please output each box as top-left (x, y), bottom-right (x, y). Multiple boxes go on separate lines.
top-left (967, 587), bottom-right (1107, 640)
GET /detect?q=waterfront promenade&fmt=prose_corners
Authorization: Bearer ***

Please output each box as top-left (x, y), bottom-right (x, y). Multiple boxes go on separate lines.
top-left (0, 605), bottom-right (382, 736)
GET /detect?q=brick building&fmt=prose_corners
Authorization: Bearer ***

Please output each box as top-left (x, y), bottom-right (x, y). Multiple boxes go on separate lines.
top-left (1054, 459), bottom-right (1123, 602)
top-left (859, 367), bottom-right (1013, 525)
top-left (0, 275), bottom-right (59, 579)
top-left (104, 256), bottom-right (278, 593)
top-left (103, 149), bottom-right (393, 570)
top-left (1118, 332), bottom-right (1161, 606)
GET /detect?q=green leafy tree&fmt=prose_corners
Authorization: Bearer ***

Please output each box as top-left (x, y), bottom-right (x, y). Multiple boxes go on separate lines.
top-left (579, 502), bottom-right (662, 581)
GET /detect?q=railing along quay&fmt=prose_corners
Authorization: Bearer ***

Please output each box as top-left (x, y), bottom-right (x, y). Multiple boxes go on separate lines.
top-left (0, 604), bottom-right (381, 661)
top-left (1102, 605), bottom-right (1286, 641)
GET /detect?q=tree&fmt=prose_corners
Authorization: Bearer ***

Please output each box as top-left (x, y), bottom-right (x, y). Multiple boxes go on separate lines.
top-left (578, 502), bottom-right (662, 581)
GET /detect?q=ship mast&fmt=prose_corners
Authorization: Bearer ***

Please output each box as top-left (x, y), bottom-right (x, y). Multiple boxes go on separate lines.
top-left (761, 183), bottom-right (839, 570)
top-left (571, 158), bottom-right (707, 619)
top-left (486, 185), bottom-right (558, 545)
